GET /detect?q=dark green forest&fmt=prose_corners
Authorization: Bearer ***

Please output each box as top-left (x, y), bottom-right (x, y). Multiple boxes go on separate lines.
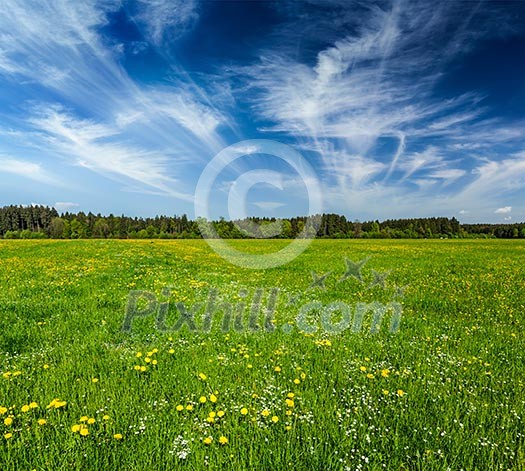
top-left (0, 205), bottom-right (524, 239)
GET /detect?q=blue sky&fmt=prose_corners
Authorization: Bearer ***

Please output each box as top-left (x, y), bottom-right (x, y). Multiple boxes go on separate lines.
top-left (0, 0), bottom-right (524, 223)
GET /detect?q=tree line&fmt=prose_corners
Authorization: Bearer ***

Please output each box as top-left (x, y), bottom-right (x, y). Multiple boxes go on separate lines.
top-left (0, 205), bottom-right (524, 239)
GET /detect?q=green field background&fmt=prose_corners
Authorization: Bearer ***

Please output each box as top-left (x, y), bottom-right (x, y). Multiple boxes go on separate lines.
top-left (0, 240), bottom-right (523, 470)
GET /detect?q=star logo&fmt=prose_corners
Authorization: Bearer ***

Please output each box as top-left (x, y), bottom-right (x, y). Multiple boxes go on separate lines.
top-left (308, 271), bottom-right (332, 290)
top-left (368, 269), bottom-right (391, 289)
top-left (393, 285), bottom-right (407, 299)
top-left (338, 256), bottom-right (370, 283)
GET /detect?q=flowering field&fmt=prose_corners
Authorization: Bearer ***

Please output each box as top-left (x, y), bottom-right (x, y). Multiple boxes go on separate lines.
top-left (0, 239), bottom-right (523, 470)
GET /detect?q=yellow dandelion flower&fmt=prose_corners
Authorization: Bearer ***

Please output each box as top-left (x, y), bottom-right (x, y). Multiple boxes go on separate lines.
top-left (287, 393), bottom-right (295, 399)
top-left (47, 398), bottom-right (66, 409)
top-left (92, 378), bottom-right (99, 383)
top-left (144, 357), bottom-right (151, 363)
top-left (359, 366), bottom-right (367, 372)
top-left (79, 428), bottom-right (89, 436)
top-left (285, 410), bottom-right (293, 416)
top-left (206, 416), bottom-right (215, 423)
top-left (80, 416), bottom-right (88, 422)
top-left (176, 405), bottom-right (184, 412)
top-left (285, 425), bottom-right (292, 431)
top-left (168, 348), bottom-right (175, 354)
top-left (29, 402), bottom-right (38, 409)
top-left (285, 399), bottom-right (294, 408)
top-left (261, 410), bottom-right (270, 417)
top-left (300, 372), bottom-right (306, 380)
top-left (151, 360), bottom-right (158, 365)
top-left (87, 418), bottom-right (96, 425)
top-left (210, 394), bottom-right (217, 403)
top-left (71, 424), bottom-right (81, 433)
top-left (240, 407), bottom-right (248, 415)
top-left (114, 433), bottom-right (123, 440)
top-left (186, 404), bottom-right (193, 411)
top-left (203, 436), bottom-right (213, 445)
top-left (382, 389), bottom-right (389, 395)
top-left (274, 366), bottom-right (281, 372)
top-left (21, 405), bottom-right (30, 413)
top-left (366, 373), bottom-right (374, 379)
top-left (397, 389), bottom-right (405, 397)
top-left (140, 366), bottom-right (147, 372)
top-left (37, 419), bottom-right (46, 426)
top-left (293, 379), bottom-right (300, 385)
top-left (208, 411), bottom-right (216, 418)
top-left (217, 410), bottom-right (225, 418)
top-left (133, 365), bottom-right (141, 371)
top-left (218, 436), bottom-right (228, 445)
top-left (4, 433), bottom-right (12, 439)
top-left (381, 369), bottom-right (390, 377)
top-left (102, 415), bottom-right (110, 420)
top-left (271, 416), bottom-right (279, 423)
top-left (43, 364), bottom-right (49, 369)
top-left (136, 352), bottom-right (142, 358)
top-left (199, 396), bottom-right (207, 404)
top-left (198, 373), bottom-right (207, 380)
top-left (0, 406), bottom-right (7, 415)
top-left (4, 417), bottom-right (13, 426)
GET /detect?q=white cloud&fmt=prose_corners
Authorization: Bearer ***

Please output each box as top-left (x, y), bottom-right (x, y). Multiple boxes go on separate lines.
top-left (495, 206), bottom-right (512, 214)
top-left (399, 146), bottom-right (444, 180)
top-left (55, 202), bottom-right (79, 212)
top-left (252, 202), bottom-right (287, 210)
top-left (326, 153), bottom-right (386, 189)
top-left (0, 0), bottom-right (523, 221)
top-left (428, 169), bottom-right (466, 180)
top-left (29, 107), bottom-right (193, 201)
top-left (131, 88), bottom-right (225, 153)
top-left (0, 1), bottom-right (228, 200)
top-left (0, 155), bottom-right (57, 184)
top-left (235, 0), bottom-right (524, 219)
top-left (131, 0), bottom-right (199, 46)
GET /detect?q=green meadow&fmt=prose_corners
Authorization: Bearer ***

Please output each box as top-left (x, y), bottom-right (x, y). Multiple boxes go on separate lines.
top-left (0, 239), bottom-right (523, 470)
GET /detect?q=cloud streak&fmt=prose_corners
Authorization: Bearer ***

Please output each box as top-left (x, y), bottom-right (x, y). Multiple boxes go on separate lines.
top-left (0, 155), bottom-right (58, 185)
top-left (232, 0), bottom-right (524, 220)
top-left (0, 0), bottom-right (225, 200)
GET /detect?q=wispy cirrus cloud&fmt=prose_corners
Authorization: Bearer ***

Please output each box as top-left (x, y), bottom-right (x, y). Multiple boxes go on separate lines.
top-left (0, 0), bottom-right (226, 201)
top-left (27, 106), bottom-right (193, 200)
top-left (252, 201), bottom-right (287, 211)
top-left (231, 0), bottom-right (524, 220)
top-left (0, 0), bottom-right (523, 221)
top-left (0, 155), bottom-right (57, 185)
top-left (128, 0), bottom-right (199, 46)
